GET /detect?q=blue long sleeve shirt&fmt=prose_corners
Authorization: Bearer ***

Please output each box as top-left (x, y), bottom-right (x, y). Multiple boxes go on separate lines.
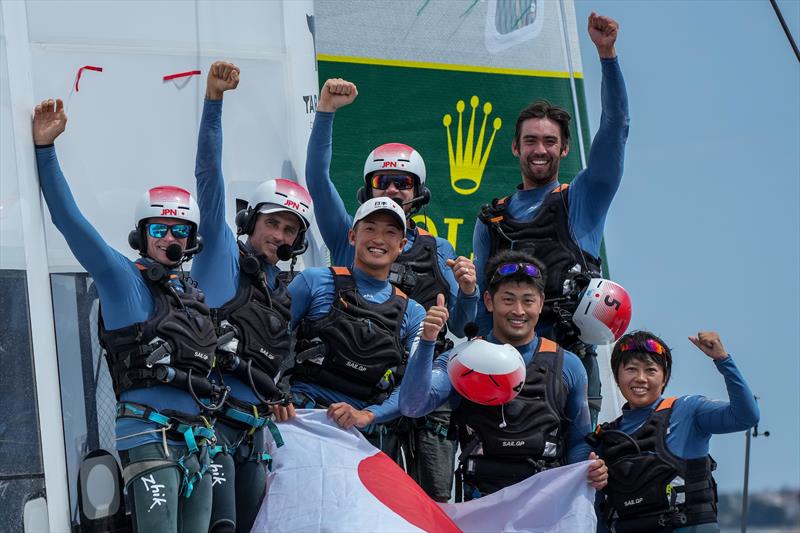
top-left (305, 111), bottom-right (477, 336)
top-left (399, 332), bottom-right (592, 464)
top-left (191, 98), bottom-right (282, 405)
top-left (35, 147), bottom-right (201, 450)
top-left (288, 266), bottom-right (426, 423)
top-left (473, 57), bottom-right (630, 334)
top-left (612, 355), bottom-right (759, 459)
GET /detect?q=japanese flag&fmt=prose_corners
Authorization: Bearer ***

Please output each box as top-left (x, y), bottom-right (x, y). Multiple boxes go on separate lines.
top-left (252, 411), bottom-right (596, 532)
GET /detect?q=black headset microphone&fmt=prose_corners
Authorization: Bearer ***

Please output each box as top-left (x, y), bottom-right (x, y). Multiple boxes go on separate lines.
top-left (165, 240), bottom-right (204, 263)
top-left (165, 243), bottom-right (184, 262)
top-left (276, 244), bottom-right (293, 262)
top-left (401, 193), bottom-right (429, 208)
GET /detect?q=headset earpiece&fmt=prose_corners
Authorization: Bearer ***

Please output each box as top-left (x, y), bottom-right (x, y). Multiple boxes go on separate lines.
top-left (128, 229), bottom-right (140, 252)
top-left (144, 262), bottom-right (166, 282)
top-left (417, 185), bottom-right (431, 207)
top-left (241, 253), bottom-right (260, 275)
top-left (235, 209), bottom-right (251, 236)
top-left (356, 186), bottom-right (370, 204)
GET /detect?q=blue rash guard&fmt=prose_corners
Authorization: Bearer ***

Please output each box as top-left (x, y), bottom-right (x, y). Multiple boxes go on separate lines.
top-left (190, 98), bottom-right (281, 405)
top-left (35, 146), bottom-right (201, 450)
top-left (473, 57), bottom-right (630, 334)
top-left (305, 111), bottom-right (477, 336)
top-left (288, 266), bottom-right (426, 424)
top-left (611, 355), bottom-right (759, 458)
top-left (399, 333), bottom-right (592, 464)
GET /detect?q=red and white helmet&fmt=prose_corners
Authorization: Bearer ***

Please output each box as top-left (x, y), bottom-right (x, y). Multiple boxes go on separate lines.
top-left (248, 178), bottom-right (313, 229)
top-left (572, 278), bottom-right (632, 345)
top-left (363, 143), bottom-right (426, 186)
top-left (448, 339), bottom-right (526, 406)
top-left (134, 185), bottom-right (199, 227)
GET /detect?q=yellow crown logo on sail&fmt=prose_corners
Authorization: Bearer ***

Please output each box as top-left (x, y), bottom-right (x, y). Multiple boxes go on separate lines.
top-left (443, 95), bottom-right (502, 195)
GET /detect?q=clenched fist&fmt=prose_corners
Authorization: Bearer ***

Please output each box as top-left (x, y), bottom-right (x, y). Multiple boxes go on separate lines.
top-left (317, 78), bottom-right (358, 113)
top-left (206, 61), bottom-right (240, 100)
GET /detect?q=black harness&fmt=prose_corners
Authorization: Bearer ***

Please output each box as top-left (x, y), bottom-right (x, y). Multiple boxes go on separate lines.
top-left (478, 184), bottom-right (601, 318)
top-left (292, 266), bottom-right (409, 404)
top-left (452, 337), bottom-right (568, 496)
top-left (213, 248), bottom-right (293, 380)
top-left (99, 263), bottom-right (217, 401)
top-left (389, 228), bottom-right (451, 311)
top-left (589, 397), bottom-right (718, 532)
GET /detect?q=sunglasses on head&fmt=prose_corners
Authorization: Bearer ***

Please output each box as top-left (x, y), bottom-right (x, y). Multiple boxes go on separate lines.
top-left (147, 223), bottom-right (192, 239)
top-left (370, 173), bottom-right (415, 191)
top-left (617, 338), bottom-right (667, 357)
top-left (490, 262), bottom-right (542, 285)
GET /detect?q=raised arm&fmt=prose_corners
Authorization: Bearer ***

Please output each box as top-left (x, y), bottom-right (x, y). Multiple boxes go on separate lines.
top-left (688, 332), bottom-right (760, 433)
top-left (192, 61), bottom-right (241, 306)
top-left (569, 13), bottom-right (630, 255)
top-left (33, 99), bottom-right (127, 277)
top-left (305, 79), bottom-right (359, 265)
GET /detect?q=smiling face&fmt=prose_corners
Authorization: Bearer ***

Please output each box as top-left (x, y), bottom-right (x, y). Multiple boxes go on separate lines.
top-left (348, 212), bottom-right (406, 278)
top-left (247, 210), bottom-right (302, 265)
top-left (616, 356), bottom-right (667, 409)
top-left (145, 217), bottom-right (191, 266)
top-left (512, 117), bottom-right (569, 188)
top-left (484, 281), bottom-right (544, 346)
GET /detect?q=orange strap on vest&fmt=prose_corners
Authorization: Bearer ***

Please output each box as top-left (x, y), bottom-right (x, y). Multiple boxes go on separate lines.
top-left (656, 396), bottom-right (677, 411)
top-left (538, 338), bottom-right (558, 353)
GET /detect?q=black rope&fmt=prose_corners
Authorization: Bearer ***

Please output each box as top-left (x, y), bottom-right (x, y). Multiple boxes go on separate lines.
top-left (769, 0), bottom-right (800, 62)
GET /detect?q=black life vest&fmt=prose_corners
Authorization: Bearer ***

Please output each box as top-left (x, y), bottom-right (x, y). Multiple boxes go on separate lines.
top-left (478, 184), bottom-right (601, 306)
top-left (452, 337), bottom-right (568, 495)
top-left (98, 263), bottom-right (217, 399)
top-left (595, 397), bottom-right (718, 532)
top-left (214, 253), bottom-right (292, 380)
top-left (293, 266), bottom-right (408, 403)
top-left (390, 228), bottom-right (451, 311)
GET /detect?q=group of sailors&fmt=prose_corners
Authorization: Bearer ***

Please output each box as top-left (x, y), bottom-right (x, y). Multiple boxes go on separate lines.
top-left (32, 12), bottom-right (758, 533)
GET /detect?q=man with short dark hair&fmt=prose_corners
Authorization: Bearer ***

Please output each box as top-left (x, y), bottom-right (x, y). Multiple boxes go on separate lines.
top-left (400, 249), bottom-right (607, 501)
top-left (473, 12), bottom-right (630, 425)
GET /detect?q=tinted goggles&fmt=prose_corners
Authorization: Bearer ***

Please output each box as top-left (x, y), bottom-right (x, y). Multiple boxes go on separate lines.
top-left (147, 223), bottom-right (192, 239)
top-left (370, 173), bottom-right (415, 191)
top-left (490, 262), bottom-right (542, 286)
top-left (617, 338), bottom-right (667, 357)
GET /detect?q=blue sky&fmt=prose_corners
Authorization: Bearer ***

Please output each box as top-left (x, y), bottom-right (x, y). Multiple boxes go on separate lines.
top-left (574, 0), bottom-right (799, 493)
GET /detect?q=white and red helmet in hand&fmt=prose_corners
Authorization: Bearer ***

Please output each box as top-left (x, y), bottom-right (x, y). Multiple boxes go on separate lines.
top-left (572, 278), bottom-right (632, 345)
top-left (447, 339), bottom-right (526, 406)
top-left (363, 143), bottom-right (427, 186)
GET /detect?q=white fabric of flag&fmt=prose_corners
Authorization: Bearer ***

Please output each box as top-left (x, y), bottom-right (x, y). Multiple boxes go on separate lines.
top-left (252, 410), bottom-right (597, 532)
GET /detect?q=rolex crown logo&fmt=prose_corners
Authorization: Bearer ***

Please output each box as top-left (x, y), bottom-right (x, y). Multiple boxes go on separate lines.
top-left (443, 95), bottom-right (502, 195)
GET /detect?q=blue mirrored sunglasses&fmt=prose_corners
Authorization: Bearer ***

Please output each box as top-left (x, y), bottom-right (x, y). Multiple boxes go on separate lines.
top-left (147, 223), bottom-right (192, 239)
top-left (490, 262), bottom-right (542, 285)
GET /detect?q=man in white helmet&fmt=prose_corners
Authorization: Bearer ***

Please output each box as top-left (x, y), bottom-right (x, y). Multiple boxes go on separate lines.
top-left (304, 77), bottom-right (478, 501)
top-left (190, 61), bottom-right (315, 533)
top-left (33, 99), bottom-right (218, 532)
